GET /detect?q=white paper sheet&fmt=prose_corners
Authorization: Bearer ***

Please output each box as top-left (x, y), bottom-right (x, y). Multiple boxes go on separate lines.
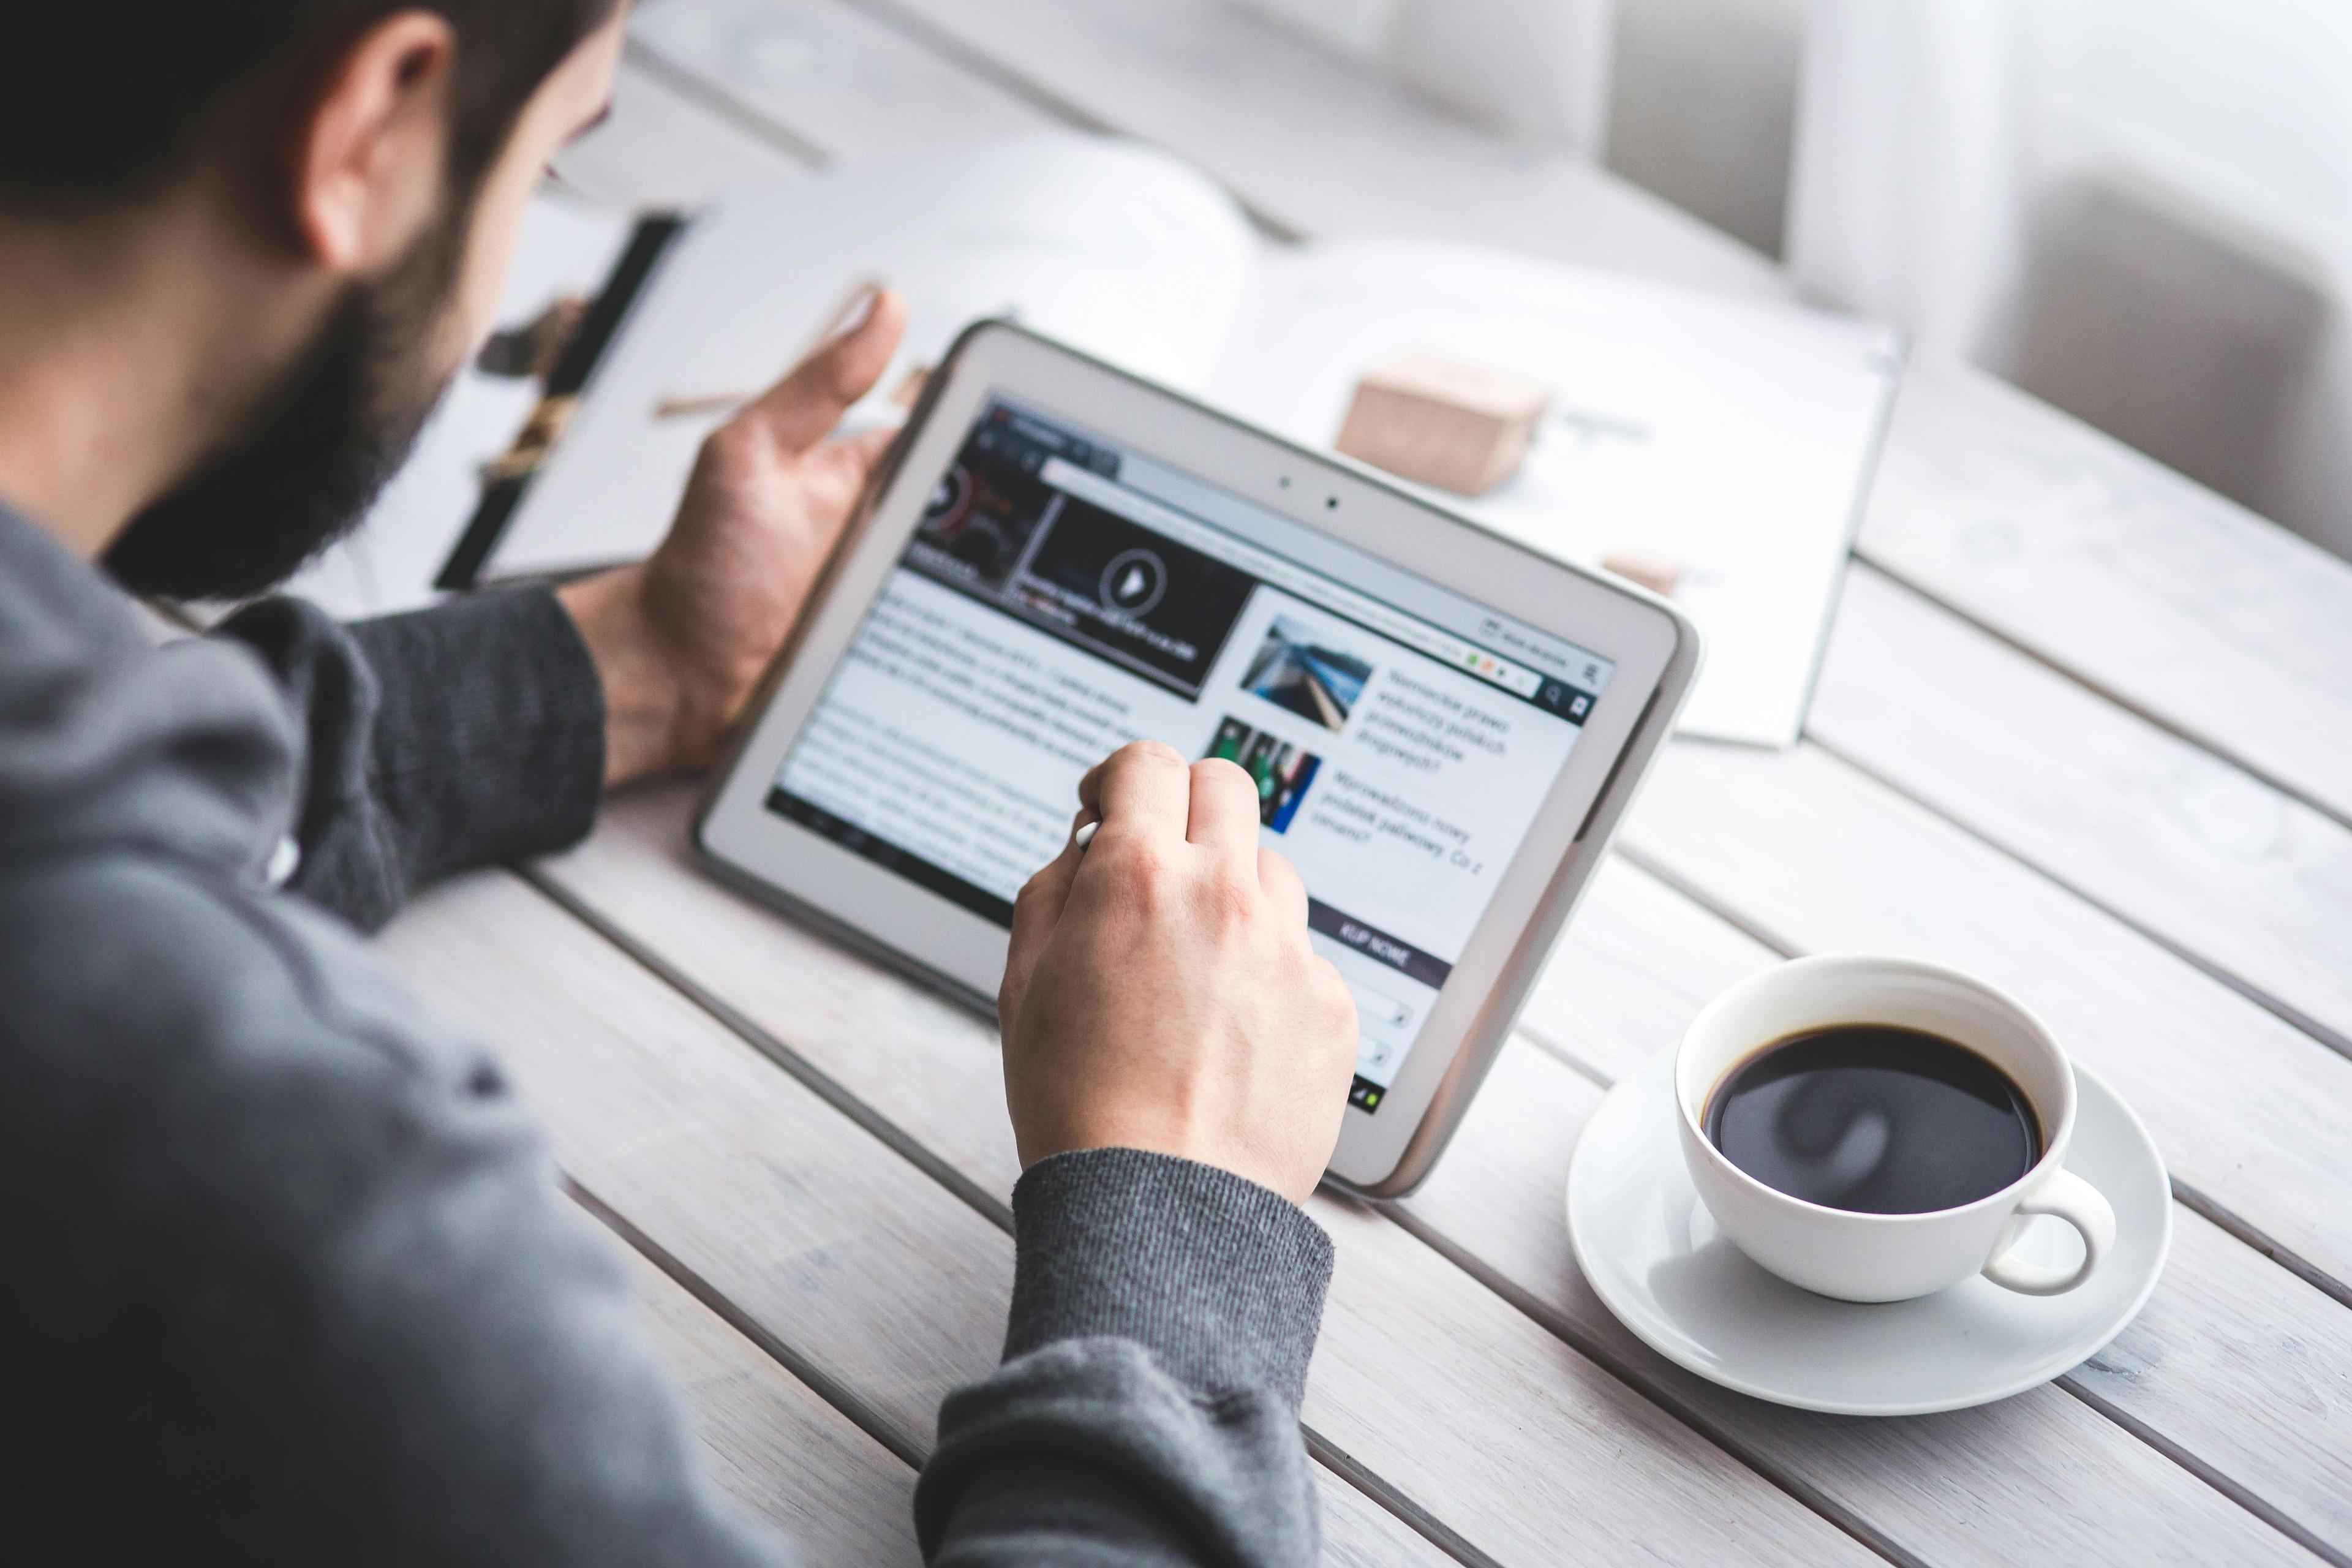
top-left (279, 192), bottom-right (632, 618)
top-left (1208, 239), bottom-right (1902, 747)
top-left (488, 134), bottom-right (1261, 580)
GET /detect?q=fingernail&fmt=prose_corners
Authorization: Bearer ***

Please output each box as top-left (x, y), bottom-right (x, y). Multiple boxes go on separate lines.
top-left (826, 282), bottom-right (882, 345)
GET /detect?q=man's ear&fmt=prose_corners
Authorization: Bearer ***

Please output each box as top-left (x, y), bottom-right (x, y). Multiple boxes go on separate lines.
top-left (286, 11), bottom-right (457, 273)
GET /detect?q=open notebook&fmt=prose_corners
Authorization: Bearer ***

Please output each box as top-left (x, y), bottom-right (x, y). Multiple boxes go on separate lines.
top-left (459, 133), bottom-right (1900, 747)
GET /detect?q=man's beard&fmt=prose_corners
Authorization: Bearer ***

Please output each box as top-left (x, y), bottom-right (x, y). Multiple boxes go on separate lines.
top-left (104, 208), bottom-right (466, 603)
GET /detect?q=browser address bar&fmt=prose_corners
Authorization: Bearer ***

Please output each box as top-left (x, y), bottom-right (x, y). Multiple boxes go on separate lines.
top-left (1037, 457), bottom-right (1544, 701)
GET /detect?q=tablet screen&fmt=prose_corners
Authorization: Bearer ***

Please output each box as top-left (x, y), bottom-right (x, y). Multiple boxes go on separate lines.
top-left (768, 397), bottom-right (1614, 1110)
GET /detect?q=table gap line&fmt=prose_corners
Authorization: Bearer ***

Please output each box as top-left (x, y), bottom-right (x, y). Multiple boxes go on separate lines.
top-left (1300, 1430), bottom-right (1510, 1568)
top-left (619, 22), bottom-right (1302, 262)
top-left (1608, 842), bottom-right (1804, 962)
top-left (1800, 727), bottom-right (2352, 1063)
top-left (2054, 1376), bottom-right (2352, 1568)
top-left (513, 864), bottom-right (1502, 1568)
top-left (619, 36), bottom-right (842, 170)
top-left (774, 0), bottom-right (1308, 244)
top-left (1377, 1203), bottom-right (1920, 1568)
top-left (1849, 554), bottom-right (2352, 837)
top-left (1605, 843), bottom-right (2352, 1314)
top-left (2166, 1178), bottom-right (2352, 1313)
top-left (563, 1173), bottom-right (931, 1469)
top-left (1510, 1023), bottom-right (1617, 1095)
top-left (809, 0), bottom-right (1119, 135)
top-left (518, 864), bottom-right (1018, 1227)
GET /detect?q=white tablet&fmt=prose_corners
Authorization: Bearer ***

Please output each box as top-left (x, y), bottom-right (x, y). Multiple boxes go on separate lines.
top-left (699, 323), bottom-right (1699, 1194)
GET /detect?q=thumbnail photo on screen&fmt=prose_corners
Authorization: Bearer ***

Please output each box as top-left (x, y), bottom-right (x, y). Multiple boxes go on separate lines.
top-left (1242, 614), bottom-right (1374, 732)
top-left (1205, 716), bottom-right (1322, 833)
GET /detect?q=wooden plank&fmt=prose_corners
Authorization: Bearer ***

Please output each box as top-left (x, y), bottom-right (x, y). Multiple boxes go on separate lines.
top-left (1515, 858), bottom-right (2352, 1560)
top-left (1616, 738), bottom-right (2352, 1303)
top-left (1854, 363), bottom-right (2352, 826)
top-left (543, 784), bottom-right (2341, 1567)
top-left (1518, 857), bottom-right (1779, 1086)
top-left (522, 786), bottom-right (1882, 1567)
top-left (381, 872), bottom-right (1016, 1450)
top-left (634, 0), bottom-right (1790, 298)
top-left (1806, 564), bottom-right (2352, 1056)
top-left (1314, 1474), bottom-right (1459, 1568)
top-left (385, 870), bottom-right (1443, 1566)
top-left (614, 1241), bottom-right (921, 1564)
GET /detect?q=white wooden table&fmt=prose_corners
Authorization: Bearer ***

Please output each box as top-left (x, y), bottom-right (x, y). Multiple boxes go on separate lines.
top-left (381, 3), bottom-right (2352, 1562)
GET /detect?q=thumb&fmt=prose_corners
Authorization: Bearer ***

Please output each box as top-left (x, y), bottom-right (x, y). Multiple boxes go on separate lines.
top-left (740, 285), bottom-right (909, 455)
top-left (826, 423), bottom-right (900, 479)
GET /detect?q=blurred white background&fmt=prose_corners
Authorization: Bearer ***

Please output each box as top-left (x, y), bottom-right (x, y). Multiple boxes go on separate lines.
top-left (1235, 0), bottom-right (2351, 561)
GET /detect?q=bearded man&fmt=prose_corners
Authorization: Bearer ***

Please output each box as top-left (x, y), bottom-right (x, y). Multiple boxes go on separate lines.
top-left (0, 4), bottom-right (1358, 1563)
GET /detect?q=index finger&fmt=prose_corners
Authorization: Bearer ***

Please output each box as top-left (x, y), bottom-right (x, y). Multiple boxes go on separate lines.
top-left (1001, 812), bottom-right (1088, 1026)
top-left (737, 285), bottom-right (908, 454)
top-left (1077, 741), bottom-right (1193, 849)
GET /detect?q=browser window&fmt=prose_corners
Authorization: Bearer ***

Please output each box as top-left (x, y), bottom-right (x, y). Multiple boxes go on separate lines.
top-left (772, 397), bottom-right (1613, 1109)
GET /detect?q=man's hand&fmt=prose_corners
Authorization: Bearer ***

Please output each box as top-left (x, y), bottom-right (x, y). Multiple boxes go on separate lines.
top-left (559, 287), bottom-right (909, 785)
top-left (998, 742), bottom-right (1359, 1205)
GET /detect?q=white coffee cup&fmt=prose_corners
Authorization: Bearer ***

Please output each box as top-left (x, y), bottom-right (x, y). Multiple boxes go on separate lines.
top-left (1675, 954), bottom-right (2117, 1304)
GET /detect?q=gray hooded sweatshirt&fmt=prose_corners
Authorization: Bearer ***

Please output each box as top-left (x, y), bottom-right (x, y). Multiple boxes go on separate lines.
top-left (0, 500), bottom-right (1332, 1566)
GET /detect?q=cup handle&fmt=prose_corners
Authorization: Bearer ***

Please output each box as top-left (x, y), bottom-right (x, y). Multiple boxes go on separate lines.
top-left (1981, 1169), bottom-right (2117, 1295)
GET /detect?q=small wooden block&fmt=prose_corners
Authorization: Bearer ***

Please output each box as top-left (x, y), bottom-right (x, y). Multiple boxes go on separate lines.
top-left (1601, 548), bottom-right (1686, 598)
top-left (1333, 352), bottom-right (1550, 496)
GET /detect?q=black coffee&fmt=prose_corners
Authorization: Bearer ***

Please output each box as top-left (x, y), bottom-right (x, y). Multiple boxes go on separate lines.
top-left (1703, 1025), bottom-right (2041, 1214)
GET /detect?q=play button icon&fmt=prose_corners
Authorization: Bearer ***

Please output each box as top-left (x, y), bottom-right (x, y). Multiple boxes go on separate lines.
top-left (1099, 548), bottom-right (1168, 617)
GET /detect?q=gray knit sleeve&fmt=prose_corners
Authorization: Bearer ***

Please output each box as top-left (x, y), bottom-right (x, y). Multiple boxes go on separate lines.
top-left (914, 1148), bottom-right (1333, 1567)
top-left (218, 587), bottom-right (605, 930)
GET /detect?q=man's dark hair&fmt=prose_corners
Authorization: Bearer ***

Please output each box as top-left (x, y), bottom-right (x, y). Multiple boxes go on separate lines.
top-left (0, 1), bottom-right (620, 214)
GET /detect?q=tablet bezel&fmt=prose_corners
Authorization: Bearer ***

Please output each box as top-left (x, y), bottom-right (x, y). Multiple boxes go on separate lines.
top-left (698, 321), bottom-right (1698, 1195)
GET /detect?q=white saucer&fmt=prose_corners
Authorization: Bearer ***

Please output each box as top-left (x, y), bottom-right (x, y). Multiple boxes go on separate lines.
top-left (1567, 1050), bottom-right (2173, 1415)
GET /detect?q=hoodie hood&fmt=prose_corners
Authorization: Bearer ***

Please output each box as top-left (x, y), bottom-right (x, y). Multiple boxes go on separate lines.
top-left (0, 502), bottom-right (295, 881)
